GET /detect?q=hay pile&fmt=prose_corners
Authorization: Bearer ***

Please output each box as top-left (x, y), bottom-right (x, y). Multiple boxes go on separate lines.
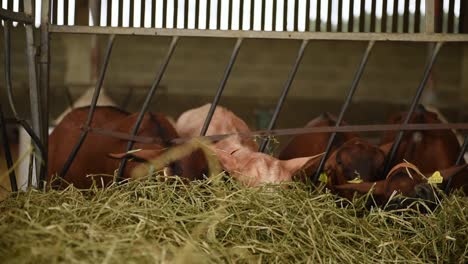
top-left (0, 175), bottom-right (467, 263)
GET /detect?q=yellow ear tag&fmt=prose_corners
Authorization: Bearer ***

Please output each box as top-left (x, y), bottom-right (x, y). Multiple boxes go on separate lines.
top-left (428, 171), bottom-right (443, 184)
top-left (319, 173), bottom-right (328, 184)
top-left (347, 177), bottom-right (363, 184)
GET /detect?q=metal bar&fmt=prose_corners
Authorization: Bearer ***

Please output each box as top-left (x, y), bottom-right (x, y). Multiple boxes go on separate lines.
top-left (0, 104), bottom-right (17, 192)
top-left (259, 39), bottom-right (309, 153)
top-left (316, 0), bottom-right (321, 32)
top-left (117, 36), bottom-right (179, 180)
top-left (359, 0), bottom-right (365, 32)
top-left (448, 0), bottom-right (455, 33)
top-left (415, 0), bottom-right (421, 33)
top-left (39, 0), bottom-right (51, 186)
top-left (459, 0), bottom-right (467, 33)
top-left (48, 25), bottom-right (468, 42)
top-left (426, 0), bottom-right (435, 33)
top-left (327, 0), bottom-right (332, 32)
top-left (444, 134), bottom-right (468, 194)
top-left (313, 41), bottom-right (375, 183)
top-left (435, 0), bottom-right (443, 33)
top-left (35, 119), bottom-right (467, 146)
top-left (69, 122), bottom-right (468, 146)
top-left (0, 7), bottom-right (34, 24)
top-left (392, 0), bottom-right (398, 32)
top-left (348, 0), bottom-right (354, 32)
top-left (403, 0), bottom-right (410, 33)
top-left (337, 0), bottom-right (343, 32)
top-left (382, 42), bottom-right (443, 176)
top-left (456, 135), bottom-right (468, 165)
top-left (59, 35), bottom-right (116, 178)
top-left (27, 150), bottom-right (34, 188)
top-left (305, 0), bottom-right (310, 32)
top-left (3, 21), bottom-right (19, 118)
top-left (382, 0), bottom-right (388, 32)
top-left (24, 0), bottom-right (43, 188)
top-left (200, 37), bottom-right (243, 136)
top-left (370, 0), bottom-right (377, 32)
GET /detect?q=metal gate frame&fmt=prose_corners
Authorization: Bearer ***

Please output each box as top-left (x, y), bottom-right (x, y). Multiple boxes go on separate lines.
top-left (1, 0), bottom-right (467, 192)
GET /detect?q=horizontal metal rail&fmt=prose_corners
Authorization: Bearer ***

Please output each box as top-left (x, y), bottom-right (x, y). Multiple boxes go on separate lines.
top-left (0, 8), bottom-right (34, 24)
top-left (74, 122), bottom-right (468, 146)
top-left (49, 26), bottom-right (468, 42)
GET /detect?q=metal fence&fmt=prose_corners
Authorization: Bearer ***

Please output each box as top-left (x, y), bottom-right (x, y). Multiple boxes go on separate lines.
top-left (0, 0), bottom-right (467, 192)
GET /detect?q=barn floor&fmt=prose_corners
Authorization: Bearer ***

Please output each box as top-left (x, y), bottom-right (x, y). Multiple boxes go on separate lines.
top-left (0, 175), bottom-right (466, 263)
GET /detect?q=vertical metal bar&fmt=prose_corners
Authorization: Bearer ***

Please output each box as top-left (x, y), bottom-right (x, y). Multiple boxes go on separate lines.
top-left (0, 105), bottom-right (17, 192)
top-left (383, 42), bottom-right (443, 175)
top-left (262, 0), bottom-right (266, 31)
top-left (316, 0), bottom-right (321, 31)
top-left (435, 0), bottom-right (443, 33)
top-left (117, 36), bottom-right (180, 180)
top-left (348, 0), bottom-right (354, 32)
top-left (426, 0), bottom-right (435, 33)
top-left (40, 0), bottom-right (51, 186)
top-left (415, 0), bottom-right (421, 33)
top-left (313, 41), bottom-right (375, 183)
top-left (444, 134), bottom-right (467, 194)
top-left (403, 0), bottom-right (410, 32)
top-left (359, 0), bottom-right (365, 32)
top-left (259, 39), bottom-right (309, 153)
top-left (24, 0), bottom-right (43, 188)
top-left (3, 21), bottom-right (19, 118)
top-left (60, 35), bottom-right (116, 178)
top-left (370, 0), bottom-right (377, 32)
top-left (382, 0), bottom-right (388, 32)
top-left (294, 0), bottom-right (299, 32)
top-left (337, 0), bottom-right (343, 32)
top-left (392, 0), bottom-right (398, 32)
top-left (456, 135), bottom-right (468, 165)
top-left (305, 0), bottom-right (310, 31)
top-left (459, 0), bottom-right (467, 33)
top-left (200, 38), bottom-right (243, 136)
top-left (448, 0), bottom-right (455, 33)
top-left (1, 17), bottom-right (18, 192)
top-left (327, 0), bottom-right (332, 31)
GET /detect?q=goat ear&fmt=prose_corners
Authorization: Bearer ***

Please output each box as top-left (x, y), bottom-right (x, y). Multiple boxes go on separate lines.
top-left (210, 147), bottom-right (239, 172)
top-left (281, 155), bottom-right (322, 175)
top-left (107, 149), bottom-right (164, 162)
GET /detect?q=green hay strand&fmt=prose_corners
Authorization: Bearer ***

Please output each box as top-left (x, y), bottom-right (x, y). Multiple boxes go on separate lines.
top-left (0, 175), bottom-right (467, 263)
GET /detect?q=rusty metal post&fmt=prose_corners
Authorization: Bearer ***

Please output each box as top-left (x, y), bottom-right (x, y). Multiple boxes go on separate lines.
top-left (313, 41), bottom-right (375, 183)
top-left (383, 42), bottom-right (443, 175)
top-left (200, 38), bottom-right (243, 136)
top-left (60, 35), bottom-right (116, 178)
top-left (24, 0), bottom-right (44, 188)
top-left (259, 39), bottom-right (309, 153)
top-left (117, 36), bottom-right (180, 181)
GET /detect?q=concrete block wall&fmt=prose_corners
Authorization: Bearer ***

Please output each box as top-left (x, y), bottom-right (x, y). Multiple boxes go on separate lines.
top-left (1, 28), bottom-right (467, 131)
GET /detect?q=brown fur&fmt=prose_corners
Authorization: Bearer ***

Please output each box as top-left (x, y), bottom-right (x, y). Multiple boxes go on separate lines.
top-left (48, 106), bottom-right (207, 189)
top-left (279, 112), bottom-right (358, 160)
top-left (381, 105), bottom-right (462, 173)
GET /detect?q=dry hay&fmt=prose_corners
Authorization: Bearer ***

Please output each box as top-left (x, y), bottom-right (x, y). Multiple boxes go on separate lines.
top-left (0, 174), bottom-right (467, 264)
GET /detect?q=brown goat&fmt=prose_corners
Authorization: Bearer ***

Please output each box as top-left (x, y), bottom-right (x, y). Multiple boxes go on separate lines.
top-left (48, 106), bottom-right (207, 189)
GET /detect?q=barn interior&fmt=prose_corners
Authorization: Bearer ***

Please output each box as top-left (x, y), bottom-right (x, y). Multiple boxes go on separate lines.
top-left (1, 1), bottom-right (468, 193)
